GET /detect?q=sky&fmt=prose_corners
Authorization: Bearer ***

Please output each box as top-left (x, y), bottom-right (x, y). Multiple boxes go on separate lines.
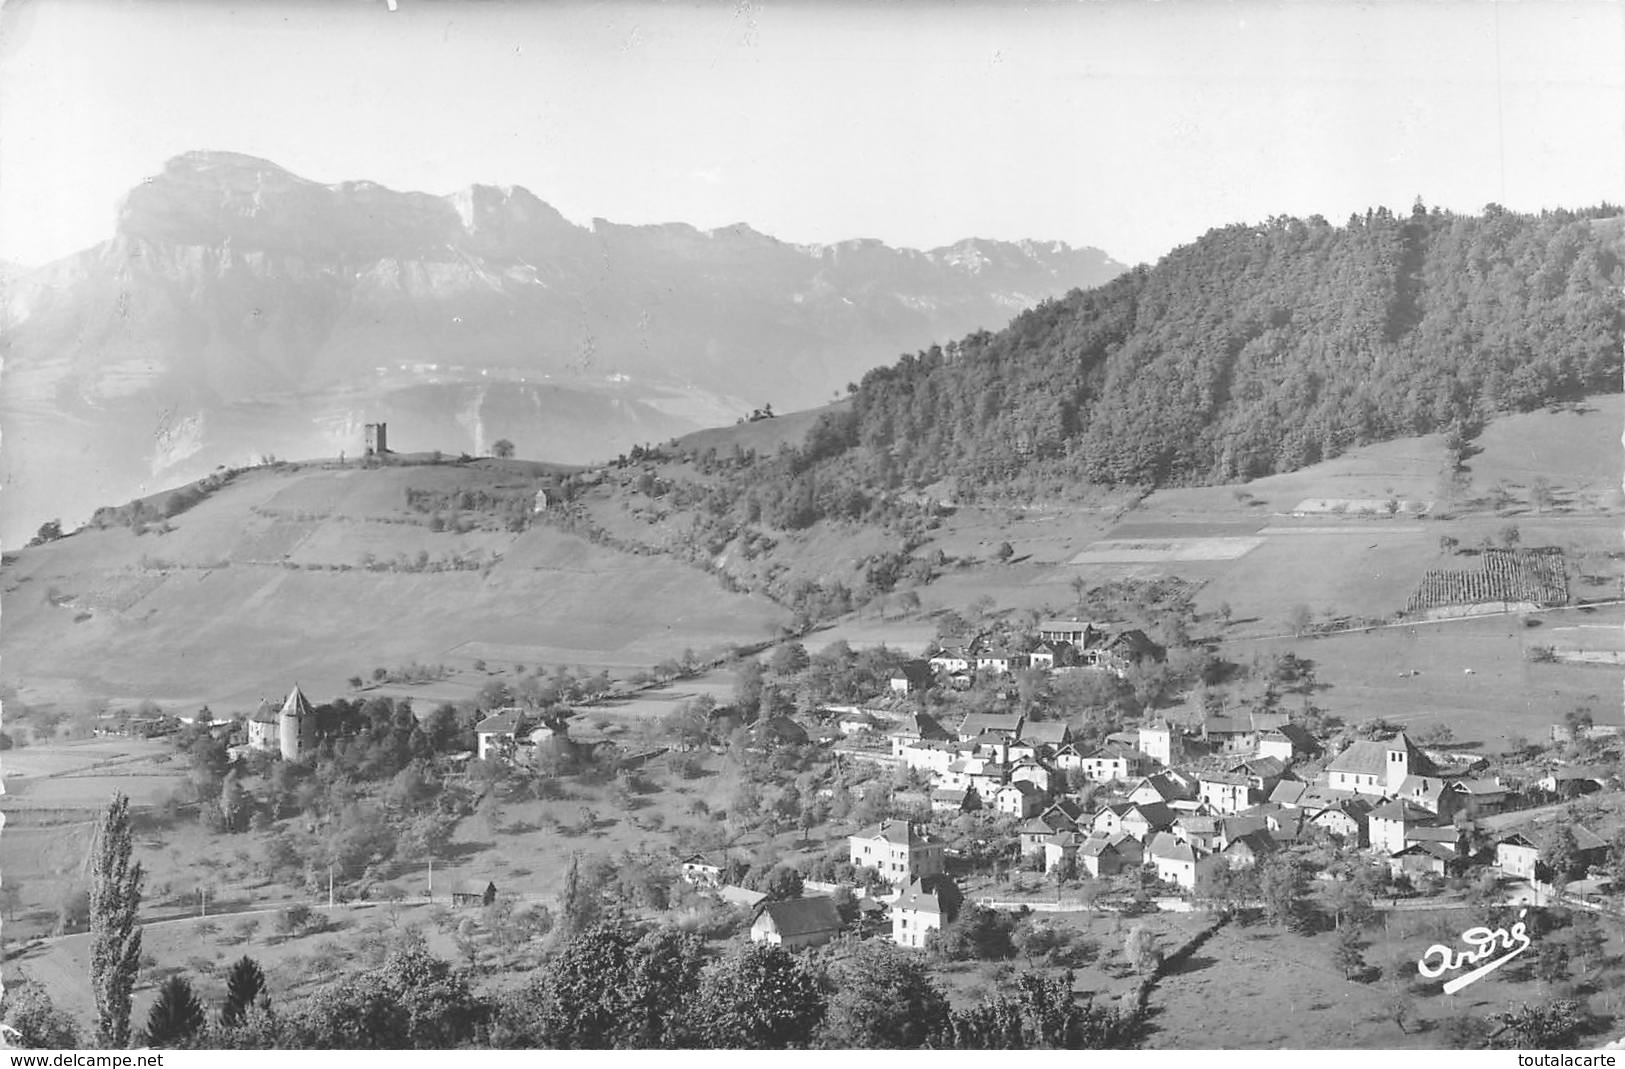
top-left (1, 0), bottom-right (1622, 269)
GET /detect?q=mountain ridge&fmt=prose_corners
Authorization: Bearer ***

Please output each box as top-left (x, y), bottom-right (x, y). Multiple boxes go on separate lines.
top-left (0, 150), bottom-right (1125, 545)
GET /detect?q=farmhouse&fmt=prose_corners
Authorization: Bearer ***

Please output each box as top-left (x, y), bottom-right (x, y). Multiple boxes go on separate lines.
top-left (1037, 619), bottom-right (1100, 645)
top-left (475, 708), bottom-right (528, 762)
top-left (751, 897), bottom-right (844, 949)
top-left (451, 879), bottom-right (497, 907)
top-left (679, 853), bottom-right (722, 886)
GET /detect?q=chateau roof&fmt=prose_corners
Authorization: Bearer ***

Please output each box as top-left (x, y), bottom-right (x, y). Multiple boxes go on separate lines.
top-left (280, 684), bottom-right (314, 720)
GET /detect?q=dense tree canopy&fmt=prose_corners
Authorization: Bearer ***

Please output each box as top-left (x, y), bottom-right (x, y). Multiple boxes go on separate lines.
top-left (695, 205), bottom-right (1622, 510)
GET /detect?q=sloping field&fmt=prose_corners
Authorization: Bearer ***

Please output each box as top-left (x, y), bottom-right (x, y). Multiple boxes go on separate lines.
top-left (0, 466), bottom-right (791, 711)
top-left (1234, 604), bottom-right (1625, 750)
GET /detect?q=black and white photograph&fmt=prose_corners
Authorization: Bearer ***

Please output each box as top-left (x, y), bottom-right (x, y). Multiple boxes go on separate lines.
top-left (1, 0), bottom-right (1622, 1053)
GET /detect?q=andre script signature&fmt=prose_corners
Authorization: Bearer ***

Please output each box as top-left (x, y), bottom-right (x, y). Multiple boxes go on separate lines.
top-left (1417, 908), bottom-right (1534, 994)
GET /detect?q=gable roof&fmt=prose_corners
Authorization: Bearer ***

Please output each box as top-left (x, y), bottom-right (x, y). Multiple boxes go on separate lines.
top-left (1329, 734), bottom-right (1436, 778)
top-left (720, 885), bottom-right (769, 908)
top-left (1261, 723), bottom-right (1318, 751)
top-left (1107, 629), bottom-right (1161, 657)
top-left (1019, 721), bottom-right (1070, 746)
top-left (758, 896), bottom-right (843, 936)
top-left (1019, 815), bottom-right (1064, 837)
top-left (1132, 774), bottom-right (1182, 803)
top-left (1044, 798), bottom-right (1086, 823)
top-left (900, 712), bottom-right (950, 740)
top-left (895, 878), bottom-right (953, 916)
top-left (957, 711), bottom-right (1024, 737)
top-left (1224, 829), bottom-right (1279, 857)
top-left (1125, 802), bottom-right (1175, 828)
top-left (1146, 832), bottom-right (1197, 863)
top-left (1231, 755), bottom-right (1288, 779)
top-left (1203, 712), bottom-right (1254, 737)
top-left (476, 708), bottom-right (527, 734)
top-left (1369, 799), bottom-right (1436, 823)
top-left (1269, 780), bottom-right (1309, 806)
top-left (1396, 841), bottom-right (1462, 862)
top-left (854, 819), bottom-right (932, 847)
top-left (249, 699), bottom-right (279, 725)
top-left (1574, 825), bottom-right (1609, 851)
top-left (452, 879), bottom-right (496, 895)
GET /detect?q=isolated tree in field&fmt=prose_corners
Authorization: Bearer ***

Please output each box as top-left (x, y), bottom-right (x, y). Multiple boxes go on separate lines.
top-left (142, 975), bottom-right (204, 1047)
top-left (1284, 603), bottom-right (1314, 637)
top-left (90, 793), bottom-right (144, 1049)
top-left (1124, 925), bottom-right (1161, 975)
top-left (492, 439), bottom-right (516, 459)
top-left (1498, 523), bottom-right (1521, 548)
top-left (1332, 926), bottom-right (1368, 979)
top-left (1530, 477), bottom-right (1555, 513)
top-left (994, 541), bottom-right (1014, 561)
top-left (220, 956), bottom-right (268, 1027)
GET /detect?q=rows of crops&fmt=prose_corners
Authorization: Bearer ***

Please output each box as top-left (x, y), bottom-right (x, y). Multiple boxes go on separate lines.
top-left (1406, 548), bottom-right (1569, 612)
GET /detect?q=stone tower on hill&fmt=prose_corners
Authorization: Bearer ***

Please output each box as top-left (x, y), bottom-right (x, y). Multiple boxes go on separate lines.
top-left (277, 683), bottom-right (316, 761)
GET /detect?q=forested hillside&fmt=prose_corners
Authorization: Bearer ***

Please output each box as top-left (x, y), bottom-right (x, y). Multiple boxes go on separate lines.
top-left (799, 203), bottom-right (1624, 498)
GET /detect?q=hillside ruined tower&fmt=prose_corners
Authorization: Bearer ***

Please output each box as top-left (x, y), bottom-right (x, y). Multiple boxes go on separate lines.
top-left (277, 683), bottom-right (316, 761)
top-left (364, 423), bottom-right (388, 457)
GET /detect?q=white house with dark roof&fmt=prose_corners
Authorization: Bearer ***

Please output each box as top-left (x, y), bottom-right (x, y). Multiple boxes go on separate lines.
top-left (849, 819), bottom-right (945, 885)
top-left (1137, 721), bottom-right (1183, 767)
top-left (1147, 832), bottom-right (1214, 889)
top-left (679, 853), bottom-right (722, 886)
top-left (993, 780), bottom-right (1044, 818)
top-left (1037, 619), bottom-right (1100, 645)
top-left (1198, 771), bottom-right (1255, 814)
top-left (475, 708), bottom-right (529, 762)
top-left (246, 699), bottom-right (280, 753)
top-left (1367, 799), bottom-right (1437, 854)
top-left (892, 878), bottom-right (953, 949)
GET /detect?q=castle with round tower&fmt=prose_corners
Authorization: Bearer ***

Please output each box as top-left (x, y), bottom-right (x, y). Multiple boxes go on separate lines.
top-left (276, 683), bottom-right (316, 761)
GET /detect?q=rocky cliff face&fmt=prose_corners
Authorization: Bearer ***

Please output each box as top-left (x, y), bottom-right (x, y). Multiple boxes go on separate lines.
top-left (0, 151), bottom-right (1124, 543)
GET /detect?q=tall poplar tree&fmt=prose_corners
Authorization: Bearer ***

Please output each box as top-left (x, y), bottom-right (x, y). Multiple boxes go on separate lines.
top-left (90, 793), bottom-right (144, 1048)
